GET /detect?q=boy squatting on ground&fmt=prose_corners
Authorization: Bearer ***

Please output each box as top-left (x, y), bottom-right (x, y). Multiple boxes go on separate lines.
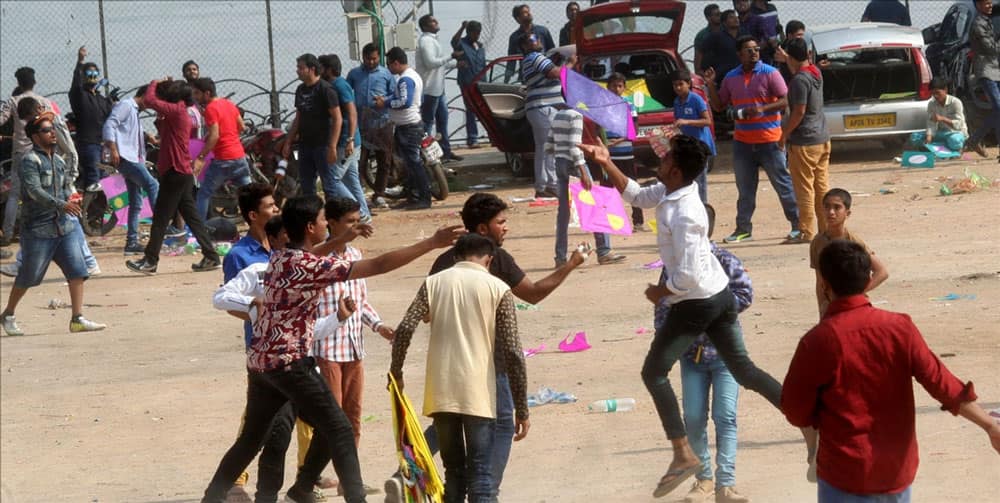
top-left (783, 239), bottom-right (1000, 502)
top-left (390, 233), bottom-right (530, 503)
top-left (654, 203), bottom-right (752, 503)
top-left (809, 188), bottom-right (888, 318)
top-left (579, 134), bottom-right (816, 499)
top-left (910, 76), bottom-right (968, 152)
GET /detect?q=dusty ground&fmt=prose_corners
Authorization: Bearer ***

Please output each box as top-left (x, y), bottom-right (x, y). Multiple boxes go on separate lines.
top-left (2, 141), bottom-right (999, 503)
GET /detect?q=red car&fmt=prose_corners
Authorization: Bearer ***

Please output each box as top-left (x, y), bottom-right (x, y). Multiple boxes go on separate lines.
top-left (464, 0), bottom-right (712, 177)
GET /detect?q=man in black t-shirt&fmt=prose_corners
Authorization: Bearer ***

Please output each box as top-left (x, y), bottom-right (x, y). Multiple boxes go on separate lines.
top-left (282, 53), bottom-right (343, 201)
top-left (384, 192), bottom-right (590, 500)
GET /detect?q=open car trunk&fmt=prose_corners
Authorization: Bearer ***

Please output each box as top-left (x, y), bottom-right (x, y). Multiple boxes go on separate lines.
top-left (821, 47), bottom-right (919, 103)
top-left (578, 52), bottom-right (681, 113)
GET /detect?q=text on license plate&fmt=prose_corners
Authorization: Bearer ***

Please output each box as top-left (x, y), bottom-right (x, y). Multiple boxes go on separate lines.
top-left (844, 113), bottom-right (896, 130)
top-left (422, 141), bottom-right (443, 161)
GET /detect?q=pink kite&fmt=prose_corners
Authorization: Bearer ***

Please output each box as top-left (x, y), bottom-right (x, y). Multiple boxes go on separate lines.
top-left (568, 182), bottom-right (633, 236)
top-left (189, 138), bottom-right (215, 182)
top-left (99, 173), bottom-right (153, 226)
top-left (558, 332), bottom-right (591, 353)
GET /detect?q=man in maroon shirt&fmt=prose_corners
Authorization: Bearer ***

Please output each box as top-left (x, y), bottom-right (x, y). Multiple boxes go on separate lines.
top-left (126, 79), bottom-right (220, 275)
top-left (782, 240), bottom-right (1000, 502)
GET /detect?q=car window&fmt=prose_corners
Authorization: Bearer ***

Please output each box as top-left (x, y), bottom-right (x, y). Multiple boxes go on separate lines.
top-left (824, 48), bottom-right (911, 65)
top-left (485, 59), bottom-right (525, 86)
top-left (581, 14), bottom-right (676, 41)
top-left (940, 6), bottom-right (970, 43)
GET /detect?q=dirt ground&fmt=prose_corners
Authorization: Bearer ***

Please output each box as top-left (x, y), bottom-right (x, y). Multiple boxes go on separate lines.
top-left (2, 141), bottom-right (999, 503)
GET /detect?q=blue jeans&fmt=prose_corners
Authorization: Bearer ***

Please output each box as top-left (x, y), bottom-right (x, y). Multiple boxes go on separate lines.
top-left (421, 94), bottom-right (452, 157)
top-left (298, 145), bottom-right (339, 199)
top-left (526, 106), bottom-right (558, 192)
top-left (329, 146), bottom-right (371, 219)
top-left (433, 412), bottom-right (496, 503)
top-left (818, 479), bottom-right (911, 503)
top-left (77, 142), bottom-right (102, 188)
top-left (15, 216), bottom-right (90, 288)
top-left (424, 373), bottom-right (514, 495)
top-left (641, 288), bottom-right (782, 439)
top-left (555, 158), bottom-right (611, 262)
top-left (697, 156), bottom-right (712, 204)
top-left (13, 218), bottom-right (96, 273)
top-left (464, 105), bottom-right (479, 146)
top-left (969, 78), bottom-right (1000, 147)
top-left (394, 123), bottom-right (431, 203)
top-left (732, 141), bottom-right (799, 234)
top-left (196, 158), bottom-right (251, 219)
top-left (117, 159), bottom-right (160, 243)
top-left (681, 356), bottom-right (739, 487)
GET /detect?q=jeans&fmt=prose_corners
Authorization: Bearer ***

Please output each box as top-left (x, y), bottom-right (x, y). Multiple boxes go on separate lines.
top-left (818, 479), bottom-right (911, 503)
top-left (196, 158), bottom-right (251, 219)
top-left (681, 356), bottom-right (739, 487)
top-left (434, 412), bottom-right (496, 503)
top-left (2, 151), bottom-right (23, 240)
top-left (298, 145), bottom-right (338, 199)
top-left (144, 169), bottom-right (219, 265)
top-left (640, 288), bottom-right (782, 440)
top-left (421, 94), bottom-right (453, 157)
top-left (329, 146), bottom-right (371, 219)
top-left (202, 357), bottom-right (366, 503)
top-left (14, 216), bottom-right (90, 288)
top-left (526, 106), bottom-right (559, 193)
top-left (697, 156), bottom-right (712, 204)
top-left (77, 142), bottom-right (102, 189)
top-left (424, 373), bottom-right (514, 495)
top-left (10, 218), bottom-right (96, 276)
top-left (394, 123), bottom-right (431, 204)
top-left (117, 159), bottom-right (160, 243)
top-left (787, 142), bottom-right (831, 241)
top-left (969, 78), bottom-right (1000, 147)
top-left (461, 94), bottom-right (479, 146)
top-left (555, 158), bottom-right (611, 262)
top-left (731, 141), bottom-right (799, 234)
top-left (254, 402), bottom-right (297, 503)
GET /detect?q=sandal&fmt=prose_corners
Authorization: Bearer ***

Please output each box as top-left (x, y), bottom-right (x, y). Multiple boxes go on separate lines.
top-left (653, 463), bottom-right (702, 498)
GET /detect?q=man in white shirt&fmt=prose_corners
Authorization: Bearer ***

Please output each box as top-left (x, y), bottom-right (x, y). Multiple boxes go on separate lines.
top-left (416, 14), bottom-right (461, 162)
top-left (579, 134), bottom-right (807, 499)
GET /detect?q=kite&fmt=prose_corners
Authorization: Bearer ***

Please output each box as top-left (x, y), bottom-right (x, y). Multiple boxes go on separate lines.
top-left (568, 182), bottom-right (633, 236)
top-left (189, 138), bottom-right (216, 182)
top-left (561, 66), bottom-right (636, 140)
top-left (388, 373), bottom-right (444, 503)
top-left (99, 173), bottom-right (154, 227)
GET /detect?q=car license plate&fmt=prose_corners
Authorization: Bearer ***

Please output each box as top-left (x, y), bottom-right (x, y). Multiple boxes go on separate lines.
top-left (422, 140), bottom-right (443, 162)
top-left (844, 113), bottom-right (896, 130)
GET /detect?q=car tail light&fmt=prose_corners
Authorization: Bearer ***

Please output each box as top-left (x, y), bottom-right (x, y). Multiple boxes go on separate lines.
top-left (914, 48), bottom-right (932, 100)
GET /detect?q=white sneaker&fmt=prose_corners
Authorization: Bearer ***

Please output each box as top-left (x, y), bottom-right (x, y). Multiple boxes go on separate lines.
top-left (1, 314), bottom-right (24, 336)
top-left (0, 263), bottom-right (18, 278)
top-left (383, 475), bottom-right (404, 503)
top-left (70, 316), bottom-right (107, 333)
top-left (87, 264), bottom-right (102, 276)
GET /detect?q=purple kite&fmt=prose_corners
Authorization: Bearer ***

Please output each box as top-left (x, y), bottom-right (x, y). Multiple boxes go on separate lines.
top-left (569, 181), bottom-right (633, 236)
top-left (560, 66), bottom-right (636, 140)
top-left (99, 173), bottom-right (154, 227)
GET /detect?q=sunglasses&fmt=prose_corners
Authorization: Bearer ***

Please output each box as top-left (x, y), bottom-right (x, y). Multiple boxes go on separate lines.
top-left (85, 70), bottom-right (100, 77)
top-left (743, 47), bottom-right (761, 53)
top-left (38, 127), bottom-right (55, 134)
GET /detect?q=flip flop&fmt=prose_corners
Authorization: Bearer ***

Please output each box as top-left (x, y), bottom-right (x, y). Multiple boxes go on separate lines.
top-left (652, 464), bottom-right (701, 498)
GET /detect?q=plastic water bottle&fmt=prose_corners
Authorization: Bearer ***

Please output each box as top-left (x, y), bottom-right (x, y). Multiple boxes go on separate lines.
top-left (588, 398), bottom-right (636, 413)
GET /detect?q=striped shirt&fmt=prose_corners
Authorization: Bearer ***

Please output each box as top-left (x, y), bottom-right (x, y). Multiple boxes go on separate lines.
top-left (312, 245), bottom-right (383, 362)
top-left (654, 243), bottom-right (753, 363)
top-left (545, 108), bottom-right (585, 167)
top-left (719, 61), bottom-right (786, 144)
top-left (521, 51), bottom-right (564, 110)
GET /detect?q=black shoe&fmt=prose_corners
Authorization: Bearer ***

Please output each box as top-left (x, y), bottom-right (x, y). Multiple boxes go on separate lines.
top-left (283, 484), bottom-right (316, 503)
top-left (402, 200), bottom-right (432, 211)
top-left (443, 153), bottom-right (464, 162)
top-left (123, 241), bottom-right (144, 256)
top-left (165, 225), bottom-right (187, 238)
top-left (126, 258), bottom-right (157, 274)
top-left (191, 256), bottom-right (221, 272)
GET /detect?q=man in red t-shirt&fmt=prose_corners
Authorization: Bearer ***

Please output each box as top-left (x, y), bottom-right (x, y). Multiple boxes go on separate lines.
top-left (783, 240), bottom-right (1000, 502)
top-left (191, 77), bottom-right (250, 219)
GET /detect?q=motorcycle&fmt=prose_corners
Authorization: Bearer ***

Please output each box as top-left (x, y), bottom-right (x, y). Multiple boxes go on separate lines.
top-left (360, 134), bottom-right (450, 201)
top-left (242, 127), bottom-right (299, 207)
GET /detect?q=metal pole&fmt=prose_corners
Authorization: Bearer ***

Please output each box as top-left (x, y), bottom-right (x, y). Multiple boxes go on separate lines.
top-left (98, 0), bottom-right (110, 95)
top-left (428, 0), bottom-right (434, 16)
top-left (265, 0), bottom-right (280, 128)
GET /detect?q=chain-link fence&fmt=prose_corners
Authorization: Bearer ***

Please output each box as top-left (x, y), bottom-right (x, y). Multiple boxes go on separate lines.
top-left (0, 1), bottom-right (961, 146)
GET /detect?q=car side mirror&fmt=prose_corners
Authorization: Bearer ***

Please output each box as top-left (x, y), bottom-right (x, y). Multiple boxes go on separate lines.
top-left (922, 25), bottom-right (940, 45)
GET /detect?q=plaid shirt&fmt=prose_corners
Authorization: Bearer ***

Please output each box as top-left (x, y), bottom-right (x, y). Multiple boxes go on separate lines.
top-left (654, 243), bottom-right (753, 363)
top-left (312, 245), bottom-right (382, 362)
top-left (247, 248), bottom-right (352, 372)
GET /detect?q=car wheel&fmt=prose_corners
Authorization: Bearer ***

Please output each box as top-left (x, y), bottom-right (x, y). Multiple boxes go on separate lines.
top-left (506, 152), bottom-right (532, 178)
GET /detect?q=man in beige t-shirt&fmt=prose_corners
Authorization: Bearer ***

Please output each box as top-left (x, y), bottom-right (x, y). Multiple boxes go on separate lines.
top-left (391, 234), bottom-right (529, 502)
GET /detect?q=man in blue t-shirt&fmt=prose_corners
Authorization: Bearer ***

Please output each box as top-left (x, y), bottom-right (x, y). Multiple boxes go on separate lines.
top-left (670, 69), bottom-right (716, 203)
top-left (320, 54), bottom-right (372, 222)
top-left (452, 20), bottom-right (487, 148)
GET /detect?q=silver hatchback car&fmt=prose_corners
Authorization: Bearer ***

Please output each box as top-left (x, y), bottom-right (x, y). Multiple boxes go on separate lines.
top-left (812, 23), bottom-right (934, 147)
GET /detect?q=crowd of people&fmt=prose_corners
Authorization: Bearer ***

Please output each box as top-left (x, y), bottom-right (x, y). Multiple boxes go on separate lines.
top-left (1, 1), bottom-right (999, 503)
